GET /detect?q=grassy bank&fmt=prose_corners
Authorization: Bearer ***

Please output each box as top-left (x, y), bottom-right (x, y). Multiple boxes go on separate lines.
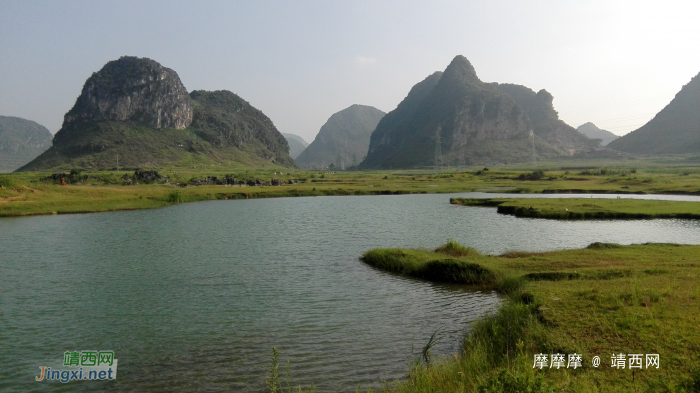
top-left (2, 165), bottom-right (700, 217)
top-left (451, 197), bottom-right (700, 220)
top-left (359, 241), bottom-right (700, 392)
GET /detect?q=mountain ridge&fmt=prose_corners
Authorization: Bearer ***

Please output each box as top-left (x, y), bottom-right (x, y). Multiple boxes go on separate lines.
top-left (576, 122), bottom-right (618, 146)
top-left (282, 133), bottom-right (309, 159)
top-left (0, 115), bottom-right (53, 172)
top-left (296, 104), bottom-right (385, 169)
top-left (607, 71), bottom-right (700, 154)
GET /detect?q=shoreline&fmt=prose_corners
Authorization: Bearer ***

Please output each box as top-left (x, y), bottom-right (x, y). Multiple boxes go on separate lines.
top-left (3, 167), bottom-right (700, 218)
top-left (3, 187), bottom-right (700, 219)
top-left (451, 197), bottom-right (700, 220)
top-left (359, 241), bottom-right (700, 391)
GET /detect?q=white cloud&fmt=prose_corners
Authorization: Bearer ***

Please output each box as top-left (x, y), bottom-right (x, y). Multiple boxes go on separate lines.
top-left (354, 56), bottom-right (377, 67)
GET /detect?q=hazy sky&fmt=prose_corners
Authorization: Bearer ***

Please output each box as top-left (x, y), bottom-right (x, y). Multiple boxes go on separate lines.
top-left (2, 1), bottom-right (699, 143)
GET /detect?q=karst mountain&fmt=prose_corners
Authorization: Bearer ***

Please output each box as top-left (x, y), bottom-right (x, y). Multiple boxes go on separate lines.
top-left (296, 105), bottom-right (385, 169)
top-left (0, 116), bottom-right (53, 172)
top-left (607, 71), bottom-right (700, 154)
top-left (19, 56), bottom-right (295, 171)
top-left (359, 55), bottom-right (593, 169)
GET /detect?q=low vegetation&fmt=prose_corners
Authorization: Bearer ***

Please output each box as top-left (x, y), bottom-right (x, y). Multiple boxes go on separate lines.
top-left (356, 241), bottom-right (700, 392)
top-left (2, 162), bottom-right (700, 217)
top-left (451, 197), bottom-right (700, 220)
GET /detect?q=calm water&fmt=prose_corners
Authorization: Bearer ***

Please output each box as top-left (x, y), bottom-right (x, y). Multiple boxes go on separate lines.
top-left (2, 192), bottom-right (700, 392)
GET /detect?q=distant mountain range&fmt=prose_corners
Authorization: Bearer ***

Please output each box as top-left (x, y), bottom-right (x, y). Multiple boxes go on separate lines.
top-left (0, 116), bottom-right (53, 172)
top-left (607, 71), bottom-right (700, 154)
top-left (360, 55), bottom-right (593, 169)
top-left (15, 55), bottom-right (699, 172)
top-left (282, 133), bottom-right (309, 159)
top-left (19, 56), bottom-right (295, 171)
top-left (296, 105), bottom-right (385, 169)
top-left (577, 122), bottom-right (619, 146)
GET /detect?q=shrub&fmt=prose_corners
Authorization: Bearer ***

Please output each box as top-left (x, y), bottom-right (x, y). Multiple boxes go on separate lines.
top-left (517, 170), bottom-right (544, 180)
top-left (166, 191), bottom-right (184, 203)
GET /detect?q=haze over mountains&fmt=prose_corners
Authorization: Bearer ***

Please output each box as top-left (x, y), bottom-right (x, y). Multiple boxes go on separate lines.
top-left (607, 71), bottom-right (700, 154)
top-left (11, 55), bottom-right (700, 172)
top-left (296, 105), bottom-right (385, 169)
top-left (20, 56), bottom-right (295, 171)
top-left (282, 133), bottom-right (309, 159)
top-left (577, 122), bottom-right (619, 146)
top-left (359, 56), bottom-right (587, 169)
top-left (0, 116), bottom-right (53, 172)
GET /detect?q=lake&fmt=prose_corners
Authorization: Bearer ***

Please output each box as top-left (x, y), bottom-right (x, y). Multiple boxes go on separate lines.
top-left (2, 192), bottom-right (699, 392)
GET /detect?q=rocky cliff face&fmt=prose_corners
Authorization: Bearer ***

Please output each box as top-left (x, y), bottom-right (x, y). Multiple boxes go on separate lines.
top-left (0, 116), bottom-right (53, 172)
top-left (296, 104), bottom-right (385, 169)
top-left (491, 83), bottom-right (598, 151)
top-left (360, 56), bottom-right (562, 169)
top-left (20, 57), bottom-right (296, 171)
top-left (607, 71), bottom-right (700, 154)
top-left (56, 56), bottom-right (193, 143)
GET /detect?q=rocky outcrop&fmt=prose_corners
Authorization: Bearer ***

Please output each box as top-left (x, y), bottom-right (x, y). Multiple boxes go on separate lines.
top-left (491, 83), bottom-right (598, 152)
top-left (360, 56), bottom-right (562, 169)
top-left (19, 57), bottom-right (297, 171)
top-left (607, 71), bottom-right (700, 154)
top-left (296, 104), bottom-right (385, 169)
top-left (57, 56), bottom-right (193, 143)
top-left (0, 116), bottom-right (53, 172)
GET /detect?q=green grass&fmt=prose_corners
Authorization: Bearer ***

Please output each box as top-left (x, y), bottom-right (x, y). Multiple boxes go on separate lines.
top-left (358, 241), bottom-right (700, 392)
top-left (1, 164), bottom-right (700, 217)
top-left (451, 197), bottom-right (700, 220)
top-left (360, 248), bottom-right (497, 285)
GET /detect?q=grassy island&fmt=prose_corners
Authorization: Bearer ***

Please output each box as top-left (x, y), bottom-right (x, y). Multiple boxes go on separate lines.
top-left (358, 241), bottom-right (700, 392)
top-left (451, 197), bottom-right (700, 220)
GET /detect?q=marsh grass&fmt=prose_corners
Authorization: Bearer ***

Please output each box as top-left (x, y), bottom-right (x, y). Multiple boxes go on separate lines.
top-left (420, 327), bottom-right (445, 367)
top-left (361, 244), bottom-right (498, 286)
top-left (361, 242), bottom-right (700, 392)
top-left (3, 164), bottom-right (700, 217)
top-left (166, 190), bottom-right (184, 203)
top-left (0, 175), bottom-right (20, 188)
top-left (435, 238), bottom-right (480, 257)
top-left (266, 348), bottom-right (310, 393)
top-left (451, 197), bottom-right (700, 220)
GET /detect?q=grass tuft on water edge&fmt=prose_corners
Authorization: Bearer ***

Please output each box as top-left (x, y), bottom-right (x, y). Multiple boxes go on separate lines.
top-left (435, 238), bottom-right (481, 257)
top-left (361, 241), bottom-right (499, 286)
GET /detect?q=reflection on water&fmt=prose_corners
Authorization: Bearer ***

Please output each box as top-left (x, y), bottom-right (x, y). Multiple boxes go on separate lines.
top-left (1, 192), bottom-right (699, 391)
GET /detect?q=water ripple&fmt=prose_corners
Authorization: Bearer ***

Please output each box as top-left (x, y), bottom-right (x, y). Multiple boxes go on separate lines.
top-left (1, 193), bottom-right (698, 392)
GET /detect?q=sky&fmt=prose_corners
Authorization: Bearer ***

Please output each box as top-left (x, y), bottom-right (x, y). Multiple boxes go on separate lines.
top-left (1, 0), bottom-right (699, 143)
